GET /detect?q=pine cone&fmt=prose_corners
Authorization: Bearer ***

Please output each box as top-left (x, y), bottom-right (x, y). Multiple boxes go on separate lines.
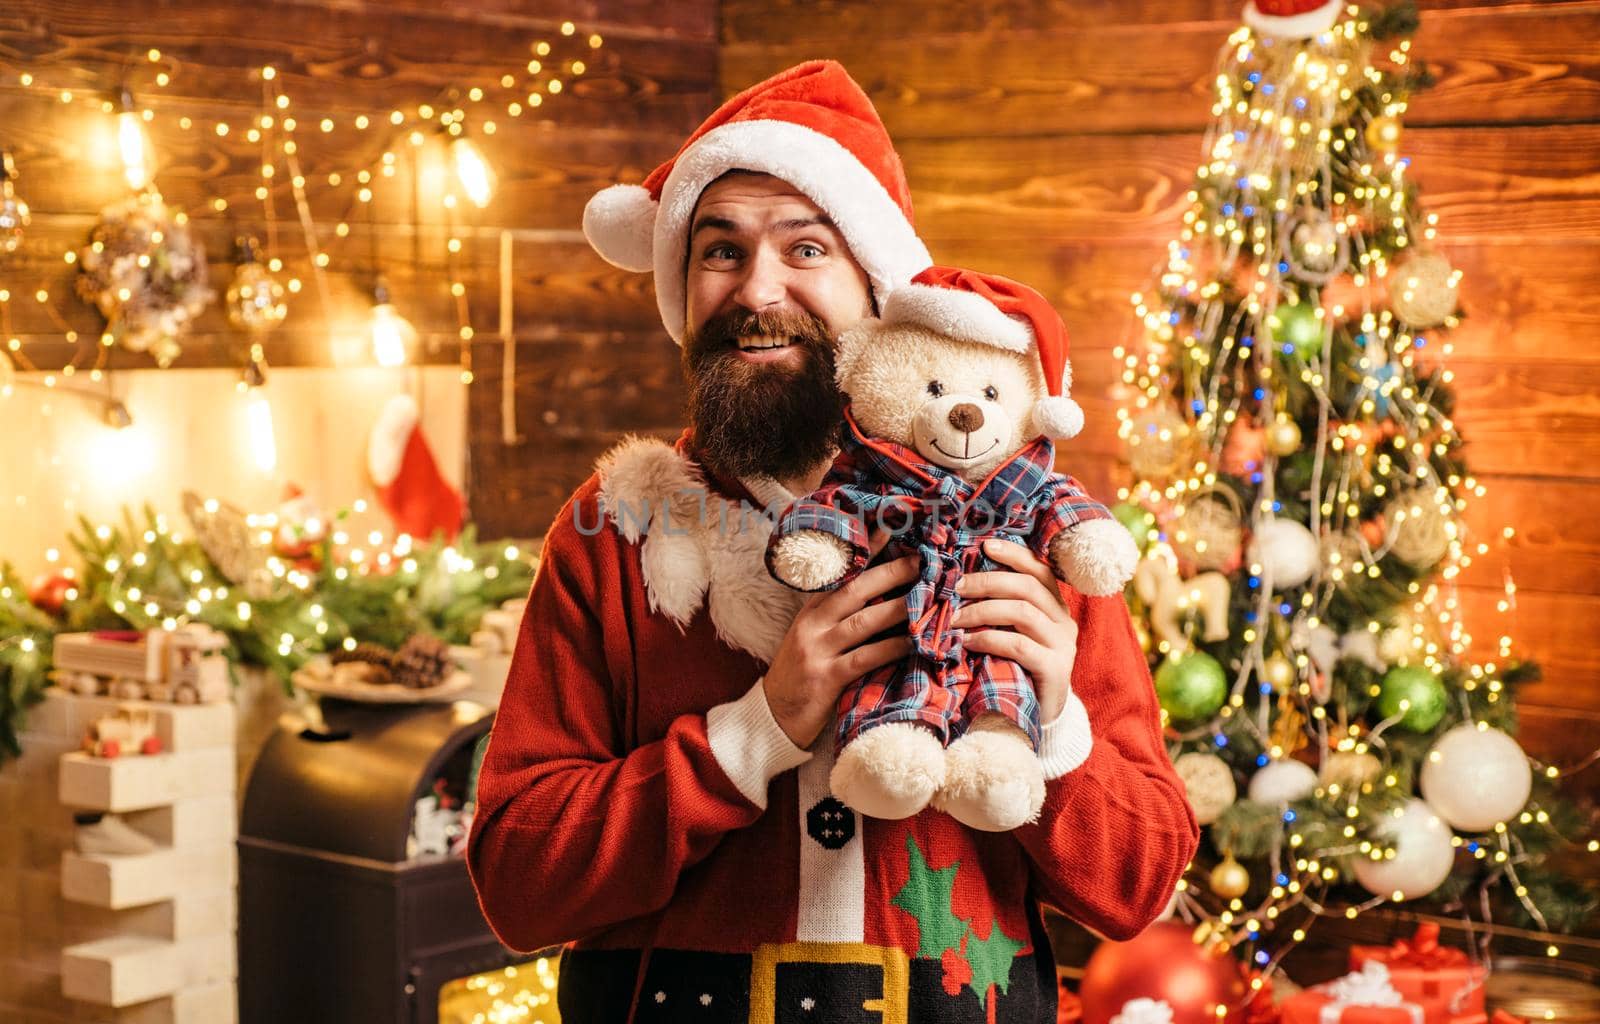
top-left (331, 642), bottom-right (394, 669)
top-left (392, 634), bottom-right (453, 689)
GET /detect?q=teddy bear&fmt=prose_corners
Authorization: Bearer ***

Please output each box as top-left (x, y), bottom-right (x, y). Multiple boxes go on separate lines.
top-left (766, 266), bottom-right (1139, 831)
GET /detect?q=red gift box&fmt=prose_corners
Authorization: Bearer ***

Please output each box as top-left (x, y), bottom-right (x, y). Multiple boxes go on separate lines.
top-left (1349, 923), bottom-right (1487, 1016)
top-left (1282, 962), bottom-right (1446, 1024)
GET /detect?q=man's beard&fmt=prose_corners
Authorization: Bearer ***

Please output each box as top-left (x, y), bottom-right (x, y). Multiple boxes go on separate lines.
top-left (682, 307), bottom-right (846, 482)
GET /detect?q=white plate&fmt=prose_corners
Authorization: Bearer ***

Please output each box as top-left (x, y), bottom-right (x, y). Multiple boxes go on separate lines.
top-left (292, 656), bottom-right (473, 704)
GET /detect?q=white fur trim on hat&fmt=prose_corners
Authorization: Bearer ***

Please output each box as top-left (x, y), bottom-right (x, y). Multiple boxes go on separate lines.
top-left (882, 282), bottom-right (1034, 353)
top-left (582, 183), bottom-right (658, 273)
top-left (1033, 395), bottom-right (1084, 439)
top-left (1243, 0), bottom-right (1342, 39)
top-left (652, 119), bottom-right (932, 345)
top-left (368, 393), bottom-right (419, 486)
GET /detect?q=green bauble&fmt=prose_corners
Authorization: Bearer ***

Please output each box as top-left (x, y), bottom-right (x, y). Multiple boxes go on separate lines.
top-left (1375, 665), bottom-right (1448, 732)
top-left (1269, 302), bottom-right (1323, 359)
top-left (1155, 652), bottom-right (1228, 724)
top-left (1112, 502), bottom-right (1157, 553)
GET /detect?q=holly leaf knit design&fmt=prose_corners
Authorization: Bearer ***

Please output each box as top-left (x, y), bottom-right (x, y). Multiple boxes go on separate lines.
top-left (965, 915), bottom-right (1025, 1010)
top-left (890, 832), bottom-right (970, 960)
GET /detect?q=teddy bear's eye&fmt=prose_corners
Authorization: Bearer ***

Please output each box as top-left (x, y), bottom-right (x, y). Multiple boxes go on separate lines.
top-left (982, 385), bottom-right (999, 401)
top-left (926, 381), bottom-right (944, 397)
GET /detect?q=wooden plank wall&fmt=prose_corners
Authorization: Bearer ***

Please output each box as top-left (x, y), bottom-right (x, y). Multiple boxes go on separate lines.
top-left (0, 0), bottom-right (713, 535)
top-left (721, 0), bottom-right (1600, 821)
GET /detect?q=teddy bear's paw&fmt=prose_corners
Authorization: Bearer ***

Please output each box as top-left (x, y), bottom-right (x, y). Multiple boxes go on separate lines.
top-left (1053, 518), bottom-right (1141, 596)
top-left (830, 721), bottom-right (945, 820)
top-left (772, 531), bottom-right (854, 591)
top-left (933, 719), bottom-right (1046, 832)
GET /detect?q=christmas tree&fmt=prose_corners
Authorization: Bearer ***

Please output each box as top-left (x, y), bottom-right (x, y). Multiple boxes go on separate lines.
top-left (1112, 0), bottom-right (1597, 975)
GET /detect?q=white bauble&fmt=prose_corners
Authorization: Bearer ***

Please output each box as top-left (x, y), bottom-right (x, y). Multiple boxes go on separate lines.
top-left (1174, 752), bottom-right (1238, 825)
top-left (1340, 629), bottom-right (1386, 671)
top-left (1354, 798), bottom-right (1456, 900)
top-left (1420, 724), bottom-right (1533, 832)
top-left (1250, 518), bottom-right (1320, 589)
top-left (1247, 758), bottom-right (1319, 805)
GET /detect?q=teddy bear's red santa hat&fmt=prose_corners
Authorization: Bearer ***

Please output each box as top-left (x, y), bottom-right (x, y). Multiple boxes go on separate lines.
top-left (581, 60), bottom-right (930, 345)
top-left (881, 266), bottom-right (1085, 440)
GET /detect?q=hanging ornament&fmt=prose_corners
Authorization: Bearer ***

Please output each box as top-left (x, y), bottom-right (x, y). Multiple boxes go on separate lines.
top-left (1221, 419), bottom-right (1267, 477)
top-left (1208, 854), bottom-right (1251, 901)
top-left (1247, 758), bottom-right (1318, 806)
top-left (226, 236), bottom-right (288, 334)
top-left (1267, 301), bottom-right (1323, 360)
top-left (76, 192), bottom-right (213, 368)
top-left (1383, 490), bottom-right (1456, 568)
top-left (1281, 207), bottom-right (1347, 284)
top-left (1320, 528), bottom-right (1365, 580)
top-left (1359, 514), bottom-right (1387, 550)
top-left (1155, 651), bottom-right (1229, 725)
top-left (1079, 921), bottom-right (1247, 1024)
top-left (1113, 502), bottom-right (1158, 553)
top-left (1269, 689), bottom-right (1308, 756)
top-left (1249, 518), bottom-right (1319, 589)
top-left (1133, 547), bottom-right (1231, 653)
top-left (1354, 798), bottom-right (1455, 900)
top-left (1419, 724), bottom-right (1532, 832)
top-left (27, 570), bottom-right (76, 615)
top-left (1375, 665), bottom-right (1448, 732)
top-left (1125, 404), bottom-right (1193, 481)
top-left (1171, 490), bottom-right (1243, 572)
top-left (1261, 652), bottom-right (1295, 691)
top-left (1265, 416), bottom-right (1301, 456)
top-left (1365, 115), bottom-right (1404, 154)
top-left (1173, 751), bottom-right (1236, 825)
top-left (1389, 252), bottom-right (1459, 328)
top-left (0, 151), bottom-right (29, 255)
top-left (1320, 749), bottom-right (1382, 790)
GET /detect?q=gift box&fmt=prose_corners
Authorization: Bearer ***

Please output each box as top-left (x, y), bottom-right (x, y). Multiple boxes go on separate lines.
top-left (1282, 962), bottom-right (1447, 1024)
top-left (1350, 923), bottom-right (1487, 1016)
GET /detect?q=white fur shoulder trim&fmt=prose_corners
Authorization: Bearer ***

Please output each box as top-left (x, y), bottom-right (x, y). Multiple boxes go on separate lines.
top-left (595, 435), bottom-right (710, 629)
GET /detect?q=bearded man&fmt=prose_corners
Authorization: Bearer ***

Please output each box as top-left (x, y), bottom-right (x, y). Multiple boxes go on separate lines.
top-left (468, 60), bottom-right (1197, 1024)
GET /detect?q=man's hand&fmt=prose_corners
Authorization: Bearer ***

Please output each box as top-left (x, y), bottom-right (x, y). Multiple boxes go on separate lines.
top-left (954, 538), bottom-right (1080, 725)
top-left (764, 530), bottom-right (917, 749)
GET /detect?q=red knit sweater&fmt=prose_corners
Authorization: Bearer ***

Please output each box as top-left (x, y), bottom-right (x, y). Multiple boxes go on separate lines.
top-left (468, 431), bottom-right (1198, 1023)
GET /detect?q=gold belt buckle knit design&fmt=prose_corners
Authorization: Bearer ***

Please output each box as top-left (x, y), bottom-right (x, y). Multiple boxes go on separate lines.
top-left (748, 940), bottom-right (910, 1024)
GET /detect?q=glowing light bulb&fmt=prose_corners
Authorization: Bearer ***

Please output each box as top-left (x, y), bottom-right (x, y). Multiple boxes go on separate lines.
top-left (451, 136), bottom-right (495, 209)
top-left (245, 385), bottom-right (277, 474)
top-left (369, 283), bottom-right (416, 367)
top-left (116, 90), bottom-right (152, 191)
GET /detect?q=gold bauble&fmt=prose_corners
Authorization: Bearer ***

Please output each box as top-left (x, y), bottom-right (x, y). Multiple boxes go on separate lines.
top-left (1321, 750), bottom-right (1382, 790)
top-left (1170, 494), bottom-right (1243, 571)
top-left (1125, 405), bottom-right (1192, 481)
top-left (1389, 252), bottom-right (1459, 328)
top-left (1209, 854), bottom-right (1251, 900)
top-left (1266, 416), bottom-right (1301, 456)
top-left (1263, 652), bottom-right (1296, 690)
top-left (1365, 115), bottom-right (1403, 154)
top-left (1384, 490), bottom-right (1456, 568)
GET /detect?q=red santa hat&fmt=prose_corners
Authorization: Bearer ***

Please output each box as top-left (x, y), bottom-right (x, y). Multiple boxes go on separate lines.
top-left (368, 394), bottom-right (464, 542)
top-left (582, 59), bottom-right (931, 345)
top-left (882, 266), bottom-right (1085, 439)
top-left (1243, 0), bottom-right (1343, 38)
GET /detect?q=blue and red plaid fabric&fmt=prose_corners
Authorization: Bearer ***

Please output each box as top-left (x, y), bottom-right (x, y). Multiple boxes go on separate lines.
top-left (766, 407), bottom-right (1115, 750)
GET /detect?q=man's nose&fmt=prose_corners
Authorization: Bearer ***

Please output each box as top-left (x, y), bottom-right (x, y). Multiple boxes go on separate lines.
top-left (732, 248), bottom-right (789, 312)
top-left (948, 403), bottom-right (985, 432)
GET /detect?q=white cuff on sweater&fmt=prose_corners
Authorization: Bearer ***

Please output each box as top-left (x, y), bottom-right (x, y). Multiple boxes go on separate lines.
top-left (706, 676), bottom-right (813, 810)
top-left (1038, 691), bottom-right (1093, 779)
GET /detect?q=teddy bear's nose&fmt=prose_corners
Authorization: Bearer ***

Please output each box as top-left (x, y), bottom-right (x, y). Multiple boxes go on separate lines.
top-left (947, 403), bottom-right (985, 433)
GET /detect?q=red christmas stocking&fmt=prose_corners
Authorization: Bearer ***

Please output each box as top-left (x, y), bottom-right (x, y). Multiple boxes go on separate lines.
top-left (367, 393), bottom-right (464, 541)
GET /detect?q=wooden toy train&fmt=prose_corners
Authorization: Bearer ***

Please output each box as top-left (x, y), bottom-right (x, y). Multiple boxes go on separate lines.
top-left (52, 624), bottom-right (231, 704)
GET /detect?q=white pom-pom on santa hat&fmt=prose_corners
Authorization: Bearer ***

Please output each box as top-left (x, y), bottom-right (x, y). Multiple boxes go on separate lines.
top-left (368, 393), bottom-right (464, 542)
top-left (582, 183), bottom-right (657, 273)
top-left (883, 266), bottom-right (1085, 439)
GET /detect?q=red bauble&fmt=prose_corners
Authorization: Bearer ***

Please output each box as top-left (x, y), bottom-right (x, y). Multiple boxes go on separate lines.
top-left (1079, 923), bottom-right (1248, 1024)
top-left (27, 570), bottom-right (75, 615)
top-left (1222, 420), bottom-right (1267, 477)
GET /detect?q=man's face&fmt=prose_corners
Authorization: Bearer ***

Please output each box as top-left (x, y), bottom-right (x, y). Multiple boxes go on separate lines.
top-left (681, 172), bottom-right (875, 482)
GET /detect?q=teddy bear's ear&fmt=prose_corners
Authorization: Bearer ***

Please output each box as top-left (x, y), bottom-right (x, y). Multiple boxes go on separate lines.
top-left (832, 318), bottom-right (882, 389)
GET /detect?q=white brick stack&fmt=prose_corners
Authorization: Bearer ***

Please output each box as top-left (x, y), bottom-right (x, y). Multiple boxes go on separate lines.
top-left (0, 689), bottom-right (240, 1024)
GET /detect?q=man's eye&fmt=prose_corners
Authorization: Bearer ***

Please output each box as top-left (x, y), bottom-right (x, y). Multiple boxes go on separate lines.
top-left (926, 381), bottom-right (944, 397)
top-left (792, 243), bottom-right (824, 259)
top-left (983, 385), bottom-right (999, 401)
top-left (705, 244), bottom-right (740, 261)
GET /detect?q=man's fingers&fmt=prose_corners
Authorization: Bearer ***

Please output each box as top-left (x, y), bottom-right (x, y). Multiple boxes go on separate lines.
top-left (832, 595), bottom-right (908, 647)
top-left (959, 569), bottom-right (1063, 612)
top-left (839, 635), bottom-right (913, 681)
top-left (824, 553), bottom-right (918, 617)
top-left (964, 628), bottom-right (1047, 667)
top-left (866, 525), bottom-right (894, 559)
top-left (980, 538), bottom-right (1057, 591)
top-left (954, 598), bottom-right (1055, 645)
